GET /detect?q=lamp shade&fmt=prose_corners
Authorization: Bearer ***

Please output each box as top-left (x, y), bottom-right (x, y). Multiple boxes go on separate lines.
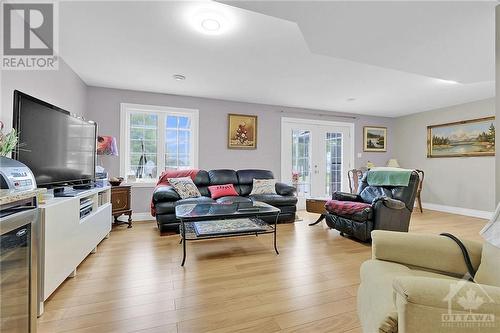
top-left (386, 158), bottom-right (400, 168)
top-left (97, 136), bottom-right (118, 156)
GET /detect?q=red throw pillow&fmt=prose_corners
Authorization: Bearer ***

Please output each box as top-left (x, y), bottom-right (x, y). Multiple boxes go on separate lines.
top-left (208, 184), bottom-right (239, 199)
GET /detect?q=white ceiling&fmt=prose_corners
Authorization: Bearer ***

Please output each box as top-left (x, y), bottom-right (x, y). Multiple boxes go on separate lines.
top-left (59, 1), bottom-right (496, 117)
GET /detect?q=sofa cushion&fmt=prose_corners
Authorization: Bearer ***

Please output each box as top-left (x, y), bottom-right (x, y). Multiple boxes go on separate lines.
top-left (325, 200), bottom-right (372, 222)
top-left (249, 194), bottom-right (298, 207)
top-left (208, 184), bottom-right (239, 199)
top-left (250, 179), bottom-right (277, 195)
top-left (155, 196), bottom-right (215, 215)
top-left (475, 242), bottom-right (500, 287)
top-left (153, 186), bottom-right (180, 203)
top-left (193, 170), bottom-right (210, 186)
top-left (238, 184), bottom-right (253, 196)
top-left (216, 196), bottom-right (253, 204)
top-left (237, 169), bottom-right (274, 184)
top-left (168, 177), bottom-right (201, 199)
top-left (177, 196), bottom-right (215, 206)
top-left (208, 169), bottom-right (238, 185)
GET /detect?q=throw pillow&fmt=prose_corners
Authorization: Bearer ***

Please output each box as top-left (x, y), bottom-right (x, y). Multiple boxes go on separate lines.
top-left (208, 184), bottom-right (239, 199)
top-left (168, 177), bottom-right (201, 199)
top-left (250, 179), bottom-right (277, 195)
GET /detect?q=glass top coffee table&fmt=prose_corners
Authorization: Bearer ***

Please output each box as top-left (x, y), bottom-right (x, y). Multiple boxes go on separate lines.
top-left (175, 201), bottom-right (280, 266)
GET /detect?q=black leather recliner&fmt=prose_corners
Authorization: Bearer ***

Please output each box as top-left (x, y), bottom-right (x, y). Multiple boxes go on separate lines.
top-left (325, 170), bottom-right (419, 242)
top-left (152, 169), bottom-right (298, 232)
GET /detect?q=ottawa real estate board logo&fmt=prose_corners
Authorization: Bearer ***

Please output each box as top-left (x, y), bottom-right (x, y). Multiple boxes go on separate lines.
top-left (2, 2), bottom-right (58, 70)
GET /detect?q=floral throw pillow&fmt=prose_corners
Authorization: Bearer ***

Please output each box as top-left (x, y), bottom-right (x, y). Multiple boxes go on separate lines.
top-left (249, 179), bottom-right (277, 195)
top-left (168, 177), bottom-right (201, 199)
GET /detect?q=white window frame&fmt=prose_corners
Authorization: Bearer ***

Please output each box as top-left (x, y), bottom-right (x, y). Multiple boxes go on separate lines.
top-left (120, 103), bottom-right (199, 186)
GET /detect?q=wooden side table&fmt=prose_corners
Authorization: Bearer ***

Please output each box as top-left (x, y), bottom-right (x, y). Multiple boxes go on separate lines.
top-left (306, 197), bottom-right (329, 226)
top-left (111, 185), bottom-right (132, 228)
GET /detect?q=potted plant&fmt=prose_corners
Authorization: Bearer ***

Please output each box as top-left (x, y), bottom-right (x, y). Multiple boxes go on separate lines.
top-left (0, 121), bottom-right (21, 157)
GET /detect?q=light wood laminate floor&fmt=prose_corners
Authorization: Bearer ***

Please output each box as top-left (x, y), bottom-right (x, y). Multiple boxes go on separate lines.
top-left (37, 210), bottom-right (486, 333)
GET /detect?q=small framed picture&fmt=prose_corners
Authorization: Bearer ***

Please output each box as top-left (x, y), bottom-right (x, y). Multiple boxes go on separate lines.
top-left (364, 126), bottom-right (387, 152)
top-left (228, 114), bottom-right (257, 149)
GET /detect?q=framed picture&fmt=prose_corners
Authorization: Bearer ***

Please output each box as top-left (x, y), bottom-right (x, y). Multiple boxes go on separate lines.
top-left (228, 114), bottom-right (257, 149)
top-left (363, 126), bottom-right (387, 152)
top-left (427, 116), bottom-right (495, 158)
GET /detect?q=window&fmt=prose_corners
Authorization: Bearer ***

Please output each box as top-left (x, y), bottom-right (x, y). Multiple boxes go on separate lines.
top-left (120, 103), bottom-right (199, 183)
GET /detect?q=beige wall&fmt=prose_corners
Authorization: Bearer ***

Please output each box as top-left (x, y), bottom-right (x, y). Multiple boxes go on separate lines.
top-left (394, 98), bottom-right (496, 212)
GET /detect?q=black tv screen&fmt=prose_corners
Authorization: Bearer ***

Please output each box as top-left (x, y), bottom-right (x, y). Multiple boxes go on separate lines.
top-left (13, 91), bottom-right (96, 187)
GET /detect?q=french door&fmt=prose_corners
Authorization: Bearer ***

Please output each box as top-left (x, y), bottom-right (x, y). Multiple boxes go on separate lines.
top-left (281, 118), bottom-right (354, 208)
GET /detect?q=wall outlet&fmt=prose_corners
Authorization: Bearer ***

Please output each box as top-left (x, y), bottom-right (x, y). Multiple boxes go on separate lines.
top-left (357, 153), bottom-right (363, 158)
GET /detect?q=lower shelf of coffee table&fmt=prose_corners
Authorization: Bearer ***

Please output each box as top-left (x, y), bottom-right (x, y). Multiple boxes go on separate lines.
top-left (181, 217), bottom-right (276, 240)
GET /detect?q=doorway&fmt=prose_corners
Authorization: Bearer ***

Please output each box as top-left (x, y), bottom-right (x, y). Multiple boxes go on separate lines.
top-left (281, 118), bottom-right (354, 209)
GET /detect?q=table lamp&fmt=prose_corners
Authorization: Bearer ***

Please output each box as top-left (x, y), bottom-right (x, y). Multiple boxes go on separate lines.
top-left (97, 136), bottom-right (118, 179)
top-left (386, 158), bottom-right (400, 168)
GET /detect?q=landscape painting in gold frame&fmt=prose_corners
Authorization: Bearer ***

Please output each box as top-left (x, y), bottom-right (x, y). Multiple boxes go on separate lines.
top-left (227, 114), bottom-right (257, 149)
top-left (427, 116), bottom-right (495, 158)
top-left (363, 126), bottom-right (387, 152)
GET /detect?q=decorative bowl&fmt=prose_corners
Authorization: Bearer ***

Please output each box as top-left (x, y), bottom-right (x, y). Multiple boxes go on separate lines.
top-left (109, 177), bottom-right (124, 186)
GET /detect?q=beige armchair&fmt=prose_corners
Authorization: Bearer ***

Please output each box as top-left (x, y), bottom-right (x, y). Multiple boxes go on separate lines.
top-left (358, 230), bottom-right (500, 333)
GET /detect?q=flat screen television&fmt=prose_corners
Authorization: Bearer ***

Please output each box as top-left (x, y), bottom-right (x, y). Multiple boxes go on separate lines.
top-left (13, 91), bottom-right (97, 188)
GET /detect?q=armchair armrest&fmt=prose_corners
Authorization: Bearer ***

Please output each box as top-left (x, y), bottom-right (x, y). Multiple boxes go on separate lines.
top-left (331, 191), bottom-right (363, 202)
top-left (393, 276), bottom-right (500, 316)
top-left (275, 182), bottom-right (296, 196)
top-left (373, 197), bottom-right (406, 210)
top-left (372, 230), bottom-right (482, 277)
top-left (152, 185), bottom-right (180, 203)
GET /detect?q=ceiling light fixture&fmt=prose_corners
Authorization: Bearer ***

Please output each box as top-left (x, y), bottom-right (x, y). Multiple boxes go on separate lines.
top-left (347, 98), bottom-right (357, 102)
top-left (201, 18), bottom-right (221, 32)
top-left (173, 74), bottom-right (186, 81)
top-left (187, 4), bottom-right (234, 36)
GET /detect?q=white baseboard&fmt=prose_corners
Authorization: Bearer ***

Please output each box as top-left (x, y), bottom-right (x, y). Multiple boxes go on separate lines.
top-left (420, 202), bottom-right (493, 220)
top-left (134, 212), bottom-right (155, 221)
top-left (114, 212), bottom-right (155, 222)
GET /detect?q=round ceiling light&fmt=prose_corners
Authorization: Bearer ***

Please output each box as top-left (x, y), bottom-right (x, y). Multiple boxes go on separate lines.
top-left (173, 74), bottom-right (186, 81)
top-left (201, 18), bottom-right (221, 32)
top-left (187, 5), bottom-right (234, 36)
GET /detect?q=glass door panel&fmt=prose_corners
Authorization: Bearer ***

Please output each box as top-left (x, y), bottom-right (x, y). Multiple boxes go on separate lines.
top-left (291, 130), bottom-right (311, 197)
top-left (325, 132), bottom-right (343, 197)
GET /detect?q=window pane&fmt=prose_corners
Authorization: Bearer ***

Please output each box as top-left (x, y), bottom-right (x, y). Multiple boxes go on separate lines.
top-left (166, 116), bottom-right (177, 128)
top-left (130, 128), bottom-right (143, 140)
top-left (144, 114), bottom-right (157, 127)
top-left (130, 113), bottom-right (144, 126)
top-left (128, 112), bottom-right (158, 180)
top-left (178, 117), bottom-right (190, 129)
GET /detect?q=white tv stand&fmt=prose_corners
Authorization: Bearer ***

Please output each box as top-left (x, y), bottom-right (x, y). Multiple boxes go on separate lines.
top-left (37, 186), bottom-right (112, 315)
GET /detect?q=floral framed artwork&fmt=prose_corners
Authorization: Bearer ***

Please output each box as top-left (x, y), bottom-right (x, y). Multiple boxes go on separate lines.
top-left (363, 126), bottom-right (387, 152)
top-left (427, 116), bottom-right (495, 158)
top-left (228, 114), bottom-right (257, 149)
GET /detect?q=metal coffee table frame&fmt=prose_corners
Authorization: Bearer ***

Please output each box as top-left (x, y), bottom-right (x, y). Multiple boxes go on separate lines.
top-left (175, 202), bottom-right (280, 266)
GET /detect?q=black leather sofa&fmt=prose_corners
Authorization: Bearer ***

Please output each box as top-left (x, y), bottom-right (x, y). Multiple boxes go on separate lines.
top-left (325, 170), bottom-right (419, 242)
top-left (152, 169), bottom-right (297, 232)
